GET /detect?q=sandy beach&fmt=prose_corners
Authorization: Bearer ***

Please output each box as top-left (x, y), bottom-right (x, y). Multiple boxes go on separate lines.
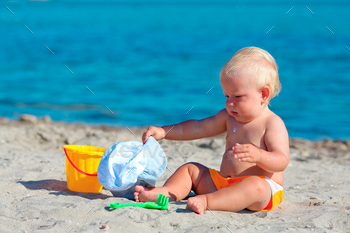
top-left (0, 115), bottom-right (349, 233)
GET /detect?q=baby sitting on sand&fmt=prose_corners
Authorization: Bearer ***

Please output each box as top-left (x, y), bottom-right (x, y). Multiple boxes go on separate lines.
top-left (134, 47), bottom-right (290, 215)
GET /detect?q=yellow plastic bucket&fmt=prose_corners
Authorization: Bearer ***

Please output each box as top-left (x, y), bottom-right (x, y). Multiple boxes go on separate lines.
top-left (63, 145), bottom-right (107, 193)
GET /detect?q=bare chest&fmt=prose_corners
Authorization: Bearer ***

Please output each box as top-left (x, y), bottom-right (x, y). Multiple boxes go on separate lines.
top-left (225, 118), bottom-right (267, 150)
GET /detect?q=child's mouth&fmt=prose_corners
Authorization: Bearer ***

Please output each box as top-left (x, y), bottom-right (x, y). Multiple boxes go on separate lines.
top-left (231, 111), bottom-right (238, 116)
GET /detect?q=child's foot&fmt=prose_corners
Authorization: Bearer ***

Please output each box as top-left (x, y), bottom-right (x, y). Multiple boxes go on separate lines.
top-left (186, 195), bottom-right (207, 215)
top-left (134, 185), bottom-right (159, 202)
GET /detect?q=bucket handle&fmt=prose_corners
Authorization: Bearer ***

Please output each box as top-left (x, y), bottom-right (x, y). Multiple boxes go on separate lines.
top-left (64, 148), bottom-right (98, 176)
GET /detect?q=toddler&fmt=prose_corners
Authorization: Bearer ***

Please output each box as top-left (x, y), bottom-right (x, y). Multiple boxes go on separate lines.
top-left (134, 47), bottom-right (289, 214)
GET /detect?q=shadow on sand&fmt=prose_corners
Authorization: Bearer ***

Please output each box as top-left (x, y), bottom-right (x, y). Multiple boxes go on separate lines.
top-left (18, 179), bottom-right (111, 200)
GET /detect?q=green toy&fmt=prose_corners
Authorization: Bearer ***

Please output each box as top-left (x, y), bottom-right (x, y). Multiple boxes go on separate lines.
top-left (110, 194), bottom-right (169, 210)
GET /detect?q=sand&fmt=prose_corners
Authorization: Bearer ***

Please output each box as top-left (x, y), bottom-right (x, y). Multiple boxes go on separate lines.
top-left (0, 116), bottom-right (350, 233)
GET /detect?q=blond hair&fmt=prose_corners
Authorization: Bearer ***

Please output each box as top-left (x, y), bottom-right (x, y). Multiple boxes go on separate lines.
top-left (220, 47), bottom-right (281, 100)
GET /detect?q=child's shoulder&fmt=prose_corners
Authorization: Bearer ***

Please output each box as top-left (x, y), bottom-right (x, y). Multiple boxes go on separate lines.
top-left (265, 110), bottom-right (287, 130)
top-left (214, 108), bottom-right (230, 119)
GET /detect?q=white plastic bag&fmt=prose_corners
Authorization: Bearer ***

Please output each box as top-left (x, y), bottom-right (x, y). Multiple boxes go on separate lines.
top-left (97, 136), bottom-right (167, 199)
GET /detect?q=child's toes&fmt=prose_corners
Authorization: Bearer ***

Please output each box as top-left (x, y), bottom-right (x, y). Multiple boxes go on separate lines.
top-left (186, 197), bottom-right (206, 215)
top-left (134, 192), bottom-right (140, 202)
top-left (134, 185), bottom-right (145, 193)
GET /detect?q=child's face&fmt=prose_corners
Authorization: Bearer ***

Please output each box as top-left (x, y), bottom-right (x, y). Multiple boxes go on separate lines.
top-left (221, 71), bottom-right (266, 123)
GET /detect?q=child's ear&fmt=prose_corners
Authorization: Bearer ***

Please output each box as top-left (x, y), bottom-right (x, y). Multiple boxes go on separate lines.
top-left (261, 86), bottom-right (270, 104)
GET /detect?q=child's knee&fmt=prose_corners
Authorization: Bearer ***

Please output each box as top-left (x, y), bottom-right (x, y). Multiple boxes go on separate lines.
top-left (188, 163), bottom-right (211, 180)
top-left (180, 163), bottom-right (211, 185)
top-left (175, 163), bottom-right (203, 178)
top-left (243, 176), bottom-right (271, 194)
top-left (242, 177), bottom-right (271, 211)
top-left (182, 162), bottom-right (206, 172)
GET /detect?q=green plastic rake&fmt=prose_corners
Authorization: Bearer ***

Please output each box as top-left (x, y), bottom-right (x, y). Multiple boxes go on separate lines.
top-left (110, 194), bottom-right (169, 210)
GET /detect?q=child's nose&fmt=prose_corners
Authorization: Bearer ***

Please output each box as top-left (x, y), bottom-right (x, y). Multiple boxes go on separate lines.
top-left (227, 99), bottom-right (235, 106)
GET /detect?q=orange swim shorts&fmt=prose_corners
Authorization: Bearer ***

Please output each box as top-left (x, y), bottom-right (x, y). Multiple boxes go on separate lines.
top-left (209, 168), bottom-right (284, 211)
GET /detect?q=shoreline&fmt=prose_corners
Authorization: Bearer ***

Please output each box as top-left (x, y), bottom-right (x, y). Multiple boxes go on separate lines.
top-left (0, 114), bottom-right (350, 232)
top-left (2, 114), bottom-right (350, 142)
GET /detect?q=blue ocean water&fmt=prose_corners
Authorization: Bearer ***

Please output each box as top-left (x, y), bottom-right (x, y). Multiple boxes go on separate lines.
top-left (1, 1), bottom-right (350, 140)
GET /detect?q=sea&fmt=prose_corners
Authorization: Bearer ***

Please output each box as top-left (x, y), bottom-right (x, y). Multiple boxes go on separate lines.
top-left (1, 1), bottom-right (350, 140)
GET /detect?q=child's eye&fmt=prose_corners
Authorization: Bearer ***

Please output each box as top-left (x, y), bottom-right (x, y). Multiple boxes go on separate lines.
top-left (225, 95), bottom-right (229, 98)
top-left (235, 96), bottom-right (242, 98)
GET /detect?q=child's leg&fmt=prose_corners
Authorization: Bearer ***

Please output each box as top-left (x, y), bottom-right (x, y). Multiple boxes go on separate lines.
top-left (134, 162), bottom-right (217, 202)
top-left (187, 176), bottom-right (272, 215)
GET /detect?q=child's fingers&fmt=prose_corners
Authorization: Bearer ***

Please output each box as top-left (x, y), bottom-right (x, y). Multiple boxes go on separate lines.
top-left (142, 133), bottom-right (149, 144)
top-left (232, 144), bottom-right (248, 153)
top-left (235, 155), bottom-right (247, 162)
top-left (239, 157), bottom-right (254, 162)
top-left (143, 126), bottom-right (165, 143)
top-left (142, 128), bottom-right (153, 143)
top-left (234, 152), bottom-right (248, 159)
top-left (234, 152), bottom-right (254, 162)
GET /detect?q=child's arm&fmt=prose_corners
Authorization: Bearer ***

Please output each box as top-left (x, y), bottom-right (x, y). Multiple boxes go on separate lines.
top-left (233, 115), bottom-right (290, 172)
top-left (142, 109), bottom-right (227, 143)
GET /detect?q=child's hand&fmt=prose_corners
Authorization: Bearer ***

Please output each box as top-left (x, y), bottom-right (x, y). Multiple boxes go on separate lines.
top-left (232, 143), bottom-right (262, 163)
top-left (142, 126), bottom-right (166, 144)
